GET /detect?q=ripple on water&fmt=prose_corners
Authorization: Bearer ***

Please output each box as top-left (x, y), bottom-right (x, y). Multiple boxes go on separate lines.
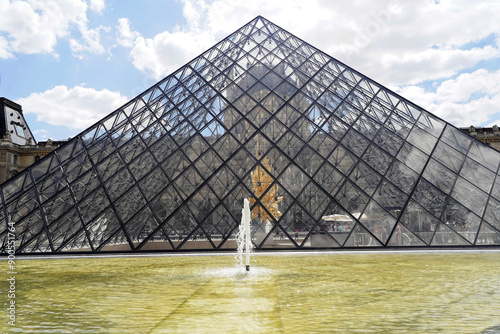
top-left (201, 266), bottom-right (277, 279)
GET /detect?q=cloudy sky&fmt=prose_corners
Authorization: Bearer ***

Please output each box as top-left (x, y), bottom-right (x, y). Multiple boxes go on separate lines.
top-left (1, 0), bottom-right (499, 141)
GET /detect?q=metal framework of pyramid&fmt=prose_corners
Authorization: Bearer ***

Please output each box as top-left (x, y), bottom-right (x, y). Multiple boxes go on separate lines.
top-left (2, 16), bottom-right (500, 254)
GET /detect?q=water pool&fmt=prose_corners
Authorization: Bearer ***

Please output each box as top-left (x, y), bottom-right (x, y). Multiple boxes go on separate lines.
top-left (1, 251), bottom-right (500, 333)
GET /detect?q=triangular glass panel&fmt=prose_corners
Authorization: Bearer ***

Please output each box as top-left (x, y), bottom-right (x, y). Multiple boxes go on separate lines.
top-left (122, 207), bottom-right (159, 244)
top-left (362, 144), bottom-right (393, 175)
top-left (302, 225), bottom-right (341, 249)
top-left (30, 155), bottom-right (54, 181)
top-left (274, 202), bottom-right (308, 243)
top-left (349, 162), bottom-right (382, 197)
top-left (450, 176), bottom-right (488, 218)
top-left (292, 116), bottom-right (318, 142)
top-left (431, 222), bottom-right (470, 246)
top-left (468, 140), bottom-right (500, 172)
top-left (85, 208), bottom-right (123, 251)
top-left (19, 230), bottom-right (52, 253)
top-left (441, 125), bottom-right (472, 154)
top-left (99, 228), bottom-right (133, 252)
top-left (422, 158), bottom-right (457, 195)
top-left (173, 166), bottom-right (204, 200)
top-left (256, 223), bottom-right (298, 249)
top-left (341, 129), bottom-right (370, 158)
top-left (298, 182), bottom-right (330, 221)
top-left (416, 111), bottom-right (445, 138)
top-left (460, 157), bottom-right (495, 193)
top-left (295, 145), bottom-right (324, 177)
top-left (387, 223), bottom-right (427, 247)
top-left (335, 180), bottom-right (370, 219)
top-left (211, 133), bottom-right (240, 161)
top-left (207, 165), bottom-right (238, 200)
top-left (80, 126), bottom-right (98, 146)
top-left (208, 206), bottom-right (239, 248)
top-left (150, 184), bottom-right (182, 222)
top-left (483, 196), bottom-right (500, 232)
top-left (476, 222), bottom-right (500, 245)
top-left (223, 182), bottom-right (253, 222)
top-left (406, 126), bottom-right (437, 155)
top-left (55, 140), bottom-right (76, 164)
top-left (226, 148), bottom-right (257, 179)
top-left (320, 201), bottom-right (356, 246)
top-left (359, 200), bottom-right (396, 244)
top-left (396, 142), bottom-right (429, 174)
top-left (312, 161), bottom-right (344, 196)
top-left (15, 210), bottom-right (45, 247)
top-left (353, 115), bottom-right (381, 141)
top-left (386, 161), bottom-right (419, 195)
top-left (327, 144), bottom-right (358, 176)
top-left (49, 211), bottom-right (84, 251)
top-left (61, 228), bottom-right (92, 252)
top-left (411, 178), bottom-right (447, 219)
top-left (42, 187), bottom-right (74, 222)
top-left (140, 228), bottom-right (174, 251)
top-left (0, 212), bottom-right (6, 238)
top-left (372, 180), bottom-right (408, 219)
top-left (2, 171), bottom-right (29, 203)
top-left (161, 150), bottom-right (191, 181)
top-left (440, 197), bottom-right (481, 244)
top-left (344, 223), bottom-right (382, 247)
top-left (308, 130), bottom-right (337, 159)
top-left (278, 164), bottom-right (309, 198)
top-left (262, 117), bottom-right (287, 142)
top-left (373, 127), bottom-right (404, 156)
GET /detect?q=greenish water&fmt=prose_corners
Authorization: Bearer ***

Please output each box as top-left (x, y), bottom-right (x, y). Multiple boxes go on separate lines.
top-left (1, 251), bottom-right (500, 333)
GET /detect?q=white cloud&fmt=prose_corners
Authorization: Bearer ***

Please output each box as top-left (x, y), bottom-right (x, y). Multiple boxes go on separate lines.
top-left (89, 0), bottom-right (105, 13)
top-left (0, 35), bottom-right (12, 58)
top-left (32, 128), bottom-right (50, 140)
top-left (0, 0), bottom-right (108, 58)
top-left (70, 24), bottom-right (110, 58)
top-left (116, 18), bottom-right (140, 48)
top-left (118, 0), bottom-right (500, 88)
top-left (396, 69), bottom-right (500, 127)
top-left (17, 85), bottom-right (128, 130)
top-left (129, 29), bottom-right (215, 80)
top-left (378, 46), bottom-right (500, 85)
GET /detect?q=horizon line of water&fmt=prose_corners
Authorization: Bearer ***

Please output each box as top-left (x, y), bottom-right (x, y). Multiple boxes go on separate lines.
top-left (4, 247), bottom-right (500, 261)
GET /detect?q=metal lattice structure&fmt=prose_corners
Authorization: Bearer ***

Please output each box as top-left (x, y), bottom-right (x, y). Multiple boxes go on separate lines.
top-left (2, 16), bottom-right (500, 254)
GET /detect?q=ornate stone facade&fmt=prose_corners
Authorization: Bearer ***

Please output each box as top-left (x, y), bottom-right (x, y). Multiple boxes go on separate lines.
top-left (461, 126), bottom-right (500, 151)
top-left (0, 98), bottom-right (65, 183)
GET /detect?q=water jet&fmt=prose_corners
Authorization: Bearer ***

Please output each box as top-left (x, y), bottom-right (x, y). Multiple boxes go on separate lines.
top-left (237, 198), bottom-right (252, 271)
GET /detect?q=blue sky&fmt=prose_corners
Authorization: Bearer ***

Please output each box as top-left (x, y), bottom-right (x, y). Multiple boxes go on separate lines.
top-left (1, 0), bottom-right (499, 141)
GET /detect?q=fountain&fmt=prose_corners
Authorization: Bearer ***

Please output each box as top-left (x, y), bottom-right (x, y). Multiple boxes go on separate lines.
top-left (236, 198), bottom-right (252, 271)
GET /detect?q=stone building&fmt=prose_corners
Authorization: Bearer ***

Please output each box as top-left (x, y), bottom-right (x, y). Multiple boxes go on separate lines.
top-left (0, 97), bottom-right (65, 183)
top-left (461, 126), bottom-right (500, 151)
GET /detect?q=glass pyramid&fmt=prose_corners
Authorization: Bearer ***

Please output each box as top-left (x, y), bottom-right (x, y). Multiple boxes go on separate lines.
top-left (2, 16), bottom-right (500, 254)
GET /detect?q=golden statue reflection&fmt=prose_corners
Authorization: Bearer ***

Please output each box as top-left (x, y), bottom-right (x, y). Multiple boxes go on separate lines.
top-left (248, 156), bottom-right (283, 224)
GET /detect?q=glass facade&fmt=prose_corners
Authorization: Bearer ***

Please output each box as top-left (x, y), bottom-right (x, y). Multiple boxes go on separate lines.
top-left (2, 16), bottom-right (500, 254)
